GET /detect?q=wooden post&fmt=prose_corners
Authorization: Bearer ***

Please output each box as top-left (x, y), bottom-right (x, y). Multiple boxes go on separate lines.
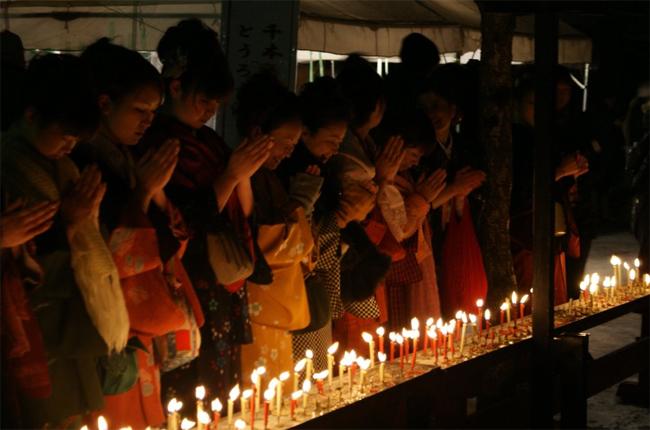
top-left (532, 8), bottom-right (557, 428)
top-left (477, 7), bottom-right (517, 309)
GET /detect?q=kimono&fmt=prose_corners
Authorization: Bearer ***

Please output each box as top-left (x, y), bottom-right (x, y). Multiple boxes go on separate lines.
top-left (276, 142), bottom-right (342, 370)
top-left (241, 167), bottom-right (314, 378)
top-left (1, 131), bottom-right (129, 428)
top-left (73, 134), bottom-right (203, 428)
top-left (379, 171), bottom-right (441, 330)
top-left (328, 130), bottom-right (393, 352)
top-left (138, 114), bottom-right (253, 406)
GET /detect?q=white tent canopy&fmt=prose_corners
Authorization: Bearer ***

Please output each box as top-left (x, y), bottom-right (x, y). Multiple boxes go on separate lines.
top-left (0, 0), bottom-right (591, 63)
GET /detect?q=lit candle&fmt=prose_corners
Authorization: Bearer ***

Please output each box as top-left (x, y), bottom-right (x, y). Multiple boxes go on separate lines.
top-left (505, 298), bottom-right (511, 323)
top-left (196, 386), bottom-right (206, 430)
top-left (198, 411), bottom-right (211, 430)
top-left (459, 313), bottom-right (468, 357)
top-left (181, 419), bottom-right (196, 430)
top-left (167, 399), bottom-right (182, 430)
top-left (630, 269), bottom-right (637, 290)
top-left (98, 416), bottom-right (108, 430)
top-left (603, 277), bottom-right (611, 304)
top-left (511, 292), bottom-right (518, 325)
top-left (263, 389), bottom-right (274, 430)
top-left (361, 332), bottom-right (375, 367)
top-left (475, 299), bottom-right (484, 334)
top-left (241, 389), bottom-right (252, 420)
top-left (427, 327), bottom-right (437, 363)
top-left (326, 342), bottom-right (339, 388)
top-left (301, 380), bottom-right (311, 411)
top-left (293, 358), bottom-right (306, 393)
top-left (305, 350), bottom-right (314, 382)
top-left (423, 318), bottom-right (434, 354)
top-left (378, 352), bottom-right (386, 384)
top-left (440, 326), bottom-right (448, 362)
top-left (266, 378), bottom-right (278, 414)
top-left (338, 352), bottom-right (347, 388)
top-left (290, 391), bottom-right (302, 420)
top-left (447, 320), bottom-right (456, 355)
top-left (589, 283), bottom-right (597, 311)
top-left (277, 371), bottom-right (289, 418)
top-left (401, 328), bottom-right (410, 356)
top-left (519, 294), bottom-right (529, 323)
top-left (644, 274), bottom-right (650, 290)
top-left (234, 419), bottom-right (245, 430)
top-left (254, 367), bottom-right (266, 414)
top-left (227, 385), bottom-right (240, 427)
top-left (499, 302), bottom-right (507, 325)
top-left (211, 399), bottom-right (222, 430)
top-left (375, 326), bottom-right (385, 354)
top-left (484, 309), bottom-right (492, 343)
top-left (611, 255), bottom-right (621, 288)
top-left (410, 320), bottom-right (420, 371)
top-left (358, 358), bottom-right (370, 392)
top-left (579, 282), bottom-right (588, 307)
top-left (388, 332), bottom-right (396, 362)
top-left (454, 311), bottom-right (463, 342)
top-left (313, 370), bottom-right (325, 395)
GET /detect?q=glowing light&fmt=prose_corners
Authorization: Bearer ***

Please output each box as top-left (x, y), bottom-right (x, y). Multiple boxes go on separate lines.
top-left (180, 419), bottom-right (195, 430)
top-left (98, 417), bottom-right (108, 430)
top-left (294, 358), bottom-right (306, 373)
top-left (234, 419), bottom-right (246, 430)
top-left (378, 352), bottom-right (387, 363)
top-left (305, 350), bottom-right (314, 359)
top-left (520, 294), bottom-right (529, 304)
top-left (476, 299), bottom-right (484, 308)
top-left (361, 332), bottom-right (373, 343)
top-left (229, 385), bottom-right (241, 401)
top-left (195, 386), bottom-right (206, 400)
top-left (279, 371), bottom-right (290, 382)
top-left (198, 411), bottom-right (211, 425)
top-left (211, 398), bottom-right (223, 412)
top-left (376, 327), bottom-right (385, 337)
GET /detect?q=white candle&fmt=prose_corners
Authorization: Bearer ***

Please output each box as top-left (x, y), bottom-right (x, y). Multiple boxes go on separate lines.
top-left (241, 389), bottom-right (252, 418)
top-left (301, 380), bottom-right (311, 411)
top-left (358, 358), bottom-right (370, 392)
top-left (227, 385), bottom-right (240, 426)
top-left (361, 332), bottom-right (375, 367)
top-left (254, 366), bottom-right (266, 413)
top-left (167, 399), bottom-right (183, 430)
top-left (196, 386), bottom-right (206, 430)
top-left (378, 352), bottom-right (386, 384)
top-left (459, 313), bottom-right (468, 356)
top-left (98, 416), bottom-right (108, 430)
top-left (293, 358), bottom-right (306, 393)
top-left (305, 350), bottom-right (314, 382)
top-left (326, 342), bottom-right (338, 388)
top-left (277, 371), bottom-right (289, 417)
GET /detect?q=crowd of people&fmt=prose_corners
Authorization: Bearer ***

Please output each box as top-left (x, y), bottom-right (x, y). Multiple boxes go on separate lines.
top-left (1, 19), bottom-right (646, 429)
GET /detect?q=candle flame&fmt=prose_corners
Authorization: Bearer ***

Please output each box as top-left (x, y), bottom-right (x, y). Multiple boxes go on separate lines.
top-left (279, 371), bottom-right (290, 382)
top-left (610, 255), bottom-right (621, 265)
top-left (579, 282), bottom-right (588, 291)
top-left (195, 385), bottom-right (206, 400)
top-left (291, 390), bottom-right (303, 400)
top-left (448, 319), bottom-right (456, 331)
top-left (242, 389), bottom-right (253, 400)
top-left (229, 384), bottom-right (240, 401)
top-left (211, 398), bottom-right (223, 412)
top-left (234, 419), bottom-right (246, 430)
top-left (484, 309), bottom-right (491, 320)
top-left (118, 427), bottom-right (133, 430)
top-left (583, 274), bottom-right (591, 284)
top-left (294, 358), bottom-right (307, 372)
top-left (410, 317), bottom-right (420, 331)
top-left (81, 426), bottom-right (89, 430)
top-left (256, 366), bottom-right (267, 376)
top-left (302, 380), bottom-right (312, 393)
top-left (634, 258), bottom-right (641, 268)
top-left (396, 334), bottom-right (404, 344)
top-left (436, 318), bottom-right (444, 329)
top-left (349, 350), bottom-right (357, 360)
top-left (198, 411), bottom-right (211, 425)
top-left (378, 352), bottom-right (387, 362)
top-left (264, 388), bottom-right (275, 402)
top-left (630, 269), bottom-right (637, 280)
top-left (500, 302), bottom-right (508, 311)
top-left (268, 377), bottom-right (279, 391)
top-left (180, 419), bottom-right (196, 430)
top-left (98, 416), bottom-right (108, 430)
top-left (427, 327), bottom-right (437, 339)
top-left (361, 331), bottom-right (373, 343)
top-left (603, 277), bottom-right (611, 288)
top-left (511, 291), bottom-right (518, 304)
top-left (250, 370), bottom-right (259, 385)
top-left (589, 283), bottom-right (598, 294)
top-left (359, 358), bottom-right (371, 371)
top-left (454, 310), bottom-right (463, 319)
top-left (591, 273), bottom-right (600, 285)
top-left (401, 327), bottom-right (410, 338)
top-left (376, 326), bottom-right (385, 337)
top-left (167, 398), bottom-right (179, 413)
top-left (624, 262), bottom-right (630, 271)
top-left (440, 326), bottom-right (448, 336)
top-left (644, 273), bottom-right (650, 286)
top-left (305, 349), bottom-right (314, 359)
top-left (520, 294), bottom-right (529, 304)
top-left (476, 298), bottom-right (484, 308)
top-left (461, 313), bottom-right (468, 323)
top-left (388, 332), bottom-right (396, 341)
top-left (425, 317), bottom-right (434, 327)
top-left (469, 314), bottom-right (477, 324)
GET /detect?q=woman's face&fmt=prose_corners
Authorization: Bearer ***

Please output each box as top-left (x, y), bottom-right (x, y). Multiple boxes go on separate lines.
top-left (419, 92), bottom-right (457, 132)
top-left (367, 99), bottom-right (386, 130)
top-left (169, 80), bottom-right (221, 129)
top-left (399, 146), bottom-right (425, 171)
top-left (100, 84), bottom-right (162, 146)
top-left (31, 123), bottom-right (80, 159)
top-left (263, 120), bottom-right (302, 170)
top-left (302, 121), bottom-right (347, 163)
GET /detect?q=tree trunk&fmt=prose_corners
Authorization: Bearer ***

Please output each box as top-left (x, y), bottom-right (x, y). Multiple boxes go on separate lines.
top-left (477, 9), bottom-right (517, 309)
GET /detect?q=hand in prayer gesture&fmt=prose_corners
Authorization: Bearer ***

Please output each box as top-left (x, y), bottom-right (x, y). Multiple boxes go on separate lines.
top-left (452, 166), bottom-right (486, 197)
top-left (0, 199), bottom-right (59, 248)
top-left (225, 134), bottom-right (274, 182)
top-left (136, 138), bottom-right (180, 211)
top-left (375, 136), bottom-right (405, 185)
top-left (61, 165), bottom-right (106, 227)
top-left (416, 169), bottom-right (447, 203)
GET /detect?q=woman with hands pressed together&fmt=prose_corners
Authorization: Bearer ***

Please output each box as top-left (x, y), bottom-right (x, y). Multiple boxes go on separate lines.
top-left (137, 19), bottom-right (272, 405)
top-left (1, 54), bottom-right (129, 428)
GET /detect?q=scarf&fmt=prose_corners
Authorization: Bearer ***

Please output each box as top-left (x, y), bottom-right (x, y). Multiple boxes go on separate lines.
top-left (2, 133), bottom-right (130, 352)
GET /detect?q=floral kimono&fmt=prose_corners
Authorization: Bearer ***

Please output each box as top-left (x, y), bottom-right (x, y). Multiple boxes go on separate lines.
top-left (73, 134), bottom-right (203, 428)
top-left (138, 114), bottom-right (253, 405)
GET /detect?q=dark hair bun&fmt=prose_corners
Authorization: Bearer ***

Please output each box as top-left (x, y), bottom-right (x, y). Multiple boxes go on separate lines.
top-left (157, 18), bottom-right (233, 99)
top-left (299, 76), bottom-right (351, 133)
top-left (81, 37), bottom-right (162, 103)
top-left (336, 54), bottom-right (384, 128)
top-left (25, 53), bottom-right (100, 138)
top-left (235, 69), bottom-right (300, 137)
